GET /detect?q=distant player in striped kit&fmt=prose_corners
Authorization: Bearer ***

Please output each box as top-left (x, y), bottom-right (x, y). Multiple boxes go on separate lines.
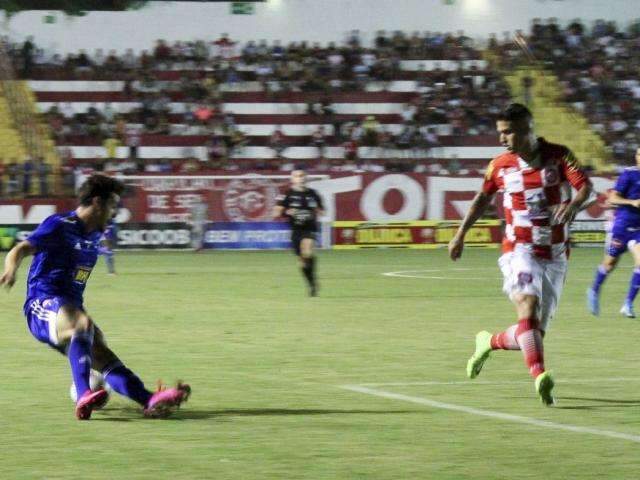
top-left (448, 103), bottom-right (593, 405)
top-left (588, 149), bottom-right (640, 318)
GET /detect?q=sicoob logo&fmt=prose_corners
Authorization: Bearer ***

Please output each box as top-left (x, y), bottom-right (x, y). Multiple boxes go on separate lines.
top-left (223, 178), bottom-right (278, 221)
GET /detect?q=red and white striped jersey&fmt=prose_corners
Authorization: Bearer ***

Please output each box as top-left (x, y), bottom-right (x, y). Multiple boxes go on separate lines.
top-left (482, 138), bottom-right (590, 259)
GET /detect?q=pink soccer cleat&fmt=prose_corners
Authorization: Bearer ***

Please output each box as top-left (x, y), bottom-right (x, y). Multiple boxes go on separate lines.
top-left (143, 381), bottom-right (191, 418)
top-left (75, 389), bottom-right (109, 420)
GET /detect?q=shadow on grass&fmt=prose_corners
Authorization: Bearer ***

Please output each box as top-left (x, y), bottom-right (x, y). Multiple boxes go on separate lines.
top-left (554, 396), bottom-right (640, 410)
top-left (92, 407), bottom-right (422, 422)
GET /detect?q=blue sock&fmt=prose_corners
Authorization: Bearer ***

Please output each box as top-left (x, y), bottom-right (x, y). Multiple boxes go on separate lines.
top-left (68, 331), bottom-right (93, 401)
top-left (103, 361), bottom-right (153, 407)
top-left (626, 268), bottom-right (640, 304)
top-left (592, 265), bottom-right (609, 293)
top-left (105, 251), bottom-right (115, 274)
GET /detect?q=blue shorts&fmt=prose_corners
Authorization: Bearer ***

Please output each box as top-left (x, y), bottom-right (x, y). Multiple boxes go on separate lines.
top-left (25, 297), bottom-right (67, 353)
top-left (607, 224), bottom-right (640, 257)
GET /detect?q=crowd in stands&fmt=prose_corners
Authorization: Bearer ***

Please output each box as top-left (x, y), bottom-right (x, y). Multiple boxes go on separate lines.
top-left (12, 18), bottom-right (640, 182)
top-left (1, 30), bottom-right (512, 178)
top-left (0, 157), bottom-right (55, 198)
top-left (491, 17), bottom-right (640, 164)
top-left (11, 30), bottom-right (481, 80)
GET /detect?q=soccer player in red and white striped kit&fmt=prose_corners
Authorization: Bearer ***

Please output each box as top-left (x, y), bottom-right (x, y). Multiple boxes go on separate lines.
top-left (448, 103), bottom-right (593, 405)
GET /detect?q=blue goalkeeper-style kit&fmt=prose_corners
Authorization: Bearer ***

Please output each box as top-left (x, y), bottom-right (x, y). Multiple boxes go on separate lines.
top-left (607, 167), bottom-right (640, 257)
top-left (24, 212), bottom-right (102, 349)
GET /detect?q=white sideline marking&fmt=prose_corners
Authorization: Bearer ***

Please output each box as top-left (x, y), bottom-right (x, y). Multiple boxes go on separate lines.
top-left (383, 268), bottom-right (500, 280)
top-left (382, 265), bottom-right (635, 281)
top-left (340, 385), bottom-right (640, 444)
top-left (360, 377), bottom-right (640, 387)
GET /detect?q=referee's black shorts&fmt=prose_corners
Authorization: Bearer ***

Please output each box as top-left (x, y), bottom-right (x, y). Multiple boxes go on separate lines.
top-left (291, 228), bottom-right (317, 256)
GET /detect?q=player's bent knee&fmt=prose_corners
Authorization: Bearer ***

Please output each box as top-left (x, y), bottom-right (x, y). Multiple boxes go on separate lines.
top-left (513, 293), bottom-right (538, 318)
top-left (56, 307), bottom-right (94, 342)
top-left (74, 315), bottom-right (93, 333)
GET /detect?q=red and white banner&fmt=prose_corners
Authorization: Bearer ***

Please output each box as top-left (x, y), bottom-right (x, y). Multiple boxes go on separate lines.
top-left (0, 174), bottom-right (614, 224)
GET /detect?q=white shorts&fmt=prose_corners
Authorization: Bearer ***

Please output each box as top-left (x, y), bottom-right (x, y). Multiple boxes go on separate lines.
top-left (498, 251), bottom-right (568, 331)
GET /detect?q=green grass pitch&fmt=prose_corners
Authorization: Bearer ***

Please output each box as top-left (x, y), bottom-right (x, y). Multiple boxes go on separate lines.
top-left (1, 248), bottom-right (639, 479)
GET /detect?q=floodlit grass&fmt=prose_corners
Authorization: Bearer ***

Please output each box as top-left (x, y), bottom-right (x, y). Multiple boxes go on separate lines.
top-left (1, 248), bottom-right (639, 479)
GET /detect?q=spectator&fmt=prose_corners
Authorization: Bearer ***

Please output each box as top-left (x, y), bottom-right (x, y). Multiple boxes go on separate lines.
top-left (125, 125), bottom-right (141, 160)
top-left (103, 135), bottom-right (121, 160)
top-left (60, 102), bottom-right (75, 122)
top-left (102, 102), bottom-right (116, 125)
top-left (361, 115), bottom-right (381, 146)
top-left (22, 158), bottom-right (33, 196)
top-left (36, 158), bottom-right (50, 196)
top-left (310, 126), bottom-right (327, 159)
top-left (207, 135), bottom-right (228, 165)
top-left (86, 105), bottom-right (103, 139)
top-left (269, 125), bottom-right (286, 159)
top-left (522, 74), bottom-right (534, 106)
top-left (92, 48), bottom-right (105, 76)
top-left (343, 137), bottom-right (359, 162)
top-left (227, 128), bottom-right (248, 156)
top-left (103, 49), bottom-right (121, 78)
top-left (21, 36), bottom-right (34, 77)
top-left (153, 39), bottom-right (172, 68)
top-left (213, 33), bottom-right (236, 59)
top-left (194, 104), bottom-right (214, 124)
top-left (401, 103), bottom-right (417, 124)
top-left (74, 49), bottom-right (93, 77)
top-left (7, 160), bottom-right (19, 198)
top-left (396, 125), bottom-right (417, 154)
top-left (419, 126), bottom-right (441, 154)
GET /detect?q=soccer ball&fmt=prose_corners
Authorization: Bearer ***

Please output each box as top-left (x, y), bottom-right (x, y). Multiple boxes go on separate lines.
top-left (69, 370), bottom-right (112, 408)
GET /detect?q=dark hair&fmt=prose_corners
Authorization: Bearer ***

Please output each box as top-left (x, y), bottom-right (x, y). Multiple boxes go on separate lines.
top-left (497, 103), bottom-right (532, 123)
top-left (77, 174), bottom-right (124, 206)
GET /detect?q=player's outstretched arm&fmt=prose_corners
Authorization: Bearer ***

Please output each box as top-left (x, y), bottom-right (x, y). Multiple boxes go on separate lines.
top-left (608, 190), bottom-right (640, 209)
top-left (448, 191), bottom-right (493, 261)
top-left (0, 240), bottom-right (35, 290)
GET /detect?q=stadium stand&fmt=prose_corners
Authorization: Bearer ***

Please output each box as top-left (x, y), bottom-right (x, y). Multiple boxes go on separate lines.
top-left (2, 22), bottom-right (632, 196)
top-left (491, 18), bottom-right (640, 166)
top-left (0, 31), bottom-right (513, 190)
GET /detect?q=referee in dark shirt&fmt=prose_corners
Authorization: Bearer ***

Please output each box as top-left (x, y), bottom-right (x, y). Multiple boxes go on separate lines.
top-left (274, 170), bottom-right (325, 296)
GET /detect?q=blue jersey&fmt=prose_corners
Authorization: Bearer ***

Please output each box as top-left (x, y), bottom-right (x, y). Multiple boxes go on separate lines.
top-left (25, 212), bottom-right (102, 311)
top-left (613, 167), bottom-right (640, 226)
top-left (101, 220), bottom-right (117, 243)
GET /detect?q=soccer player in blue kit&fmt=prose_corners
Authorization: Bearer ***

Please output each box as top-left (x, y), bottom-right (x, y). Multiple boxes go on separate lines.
top-left (1, 174), bottom-right (190, 419)
top-left (588, 149), bottom-right (640, 318)
top-left (99, 219), bottom-right (117, 274)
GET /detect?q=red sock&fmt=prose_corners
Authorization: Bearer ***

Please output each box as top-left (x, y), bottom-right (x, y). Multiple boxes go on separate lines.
top-left (490, 324), bottom-right (520, 350)
top-left (515, 317), bottom-right (545, 378)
